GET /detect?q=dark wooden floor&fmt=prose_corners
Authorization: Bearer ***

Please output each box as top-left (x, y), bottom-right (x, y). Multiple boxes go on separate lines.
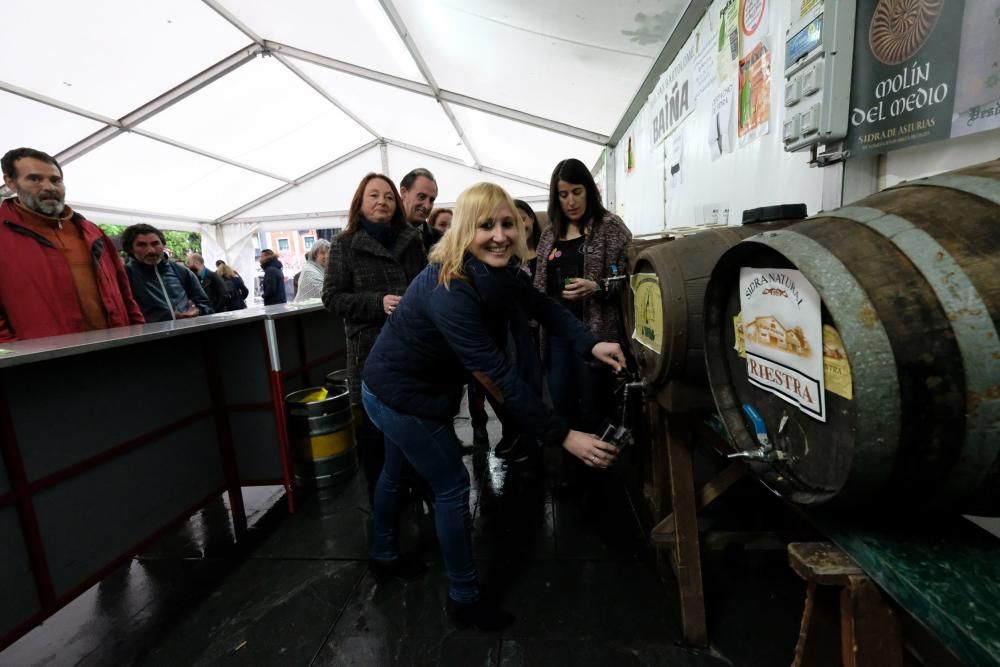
top-left (1, 407), bottom-right (806, 666)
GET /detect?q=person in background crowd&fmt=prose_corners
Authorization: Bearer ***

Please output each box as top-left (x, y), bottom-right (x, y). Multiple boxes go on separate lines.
top-left (0, 147), bottom-right (144, 341)
top-left (186, 252), bottom-right (230, 313)
top-left (294, 239), bottom-right (331, 301)
top-left (293, 252), bottom-right (307, 295)
top-left (399, 167), bottom-right (441, 253)
top-left (217, 262), bottom-right (248, 310)
top-left (488, 199), bottom-right (546, 461)
top-left (361, 182), bottom-right (625, 631)
top-left (428, 208), bottom-right (453, 234)
top-left (259, 249), bottom-right (287, 305)
top-left (123, 223), bottom-right (213, 322)
top-left (513, 200), bottom-right (541, 278)
top-left (322, 173), bottom-right (427, 502)
top-left (533, 159), bottom-right (631, 494)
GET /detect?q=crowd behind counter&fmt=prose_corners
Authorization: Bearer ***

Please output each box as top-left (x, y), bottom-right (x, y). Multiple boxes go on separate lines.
top-left (0, 302), bottom-right (346, 650)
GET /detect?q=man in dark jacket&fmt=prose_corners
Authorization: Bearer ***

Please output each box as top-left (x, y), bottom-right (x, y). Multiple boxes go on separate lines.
top-left (122, 223), bottom-right (213, 322)
top-left (0, 147), bottom-right (144, 341)
top-left (186, 253), bottom-right (230, 313)
top-left (399, 168), bottom-right (442, 253)
top-left (259, 249), bottom-right (287, 305)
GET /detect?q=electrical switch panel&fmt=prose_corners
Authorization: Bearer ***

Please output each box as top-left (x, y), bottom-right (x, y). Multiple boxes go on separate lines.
top-left (782, 0), bottom-right (855, 153)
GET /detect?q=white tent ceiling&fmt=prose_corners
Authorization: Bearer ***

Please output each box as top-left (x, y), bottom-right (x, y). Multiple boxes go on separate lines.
top-left (1, 0), bottom-right (688, 230)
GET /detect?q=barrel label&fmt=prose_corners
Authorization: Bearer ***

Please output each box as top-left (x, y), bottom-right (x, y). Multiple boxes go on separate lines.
top-left (630, 273), bottom-right (664, 354)
top-left (822, 325), bottom-right (853, 400)
top-left (740, 268), bottom-right (826, 421)
top-left (733, 312), bottom-right (746, 358)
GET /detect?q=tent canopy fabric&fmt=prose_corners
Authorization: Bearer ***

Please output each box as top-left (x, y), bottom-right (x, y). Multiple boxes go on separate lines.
top-left (2, 0), bottom-right (687, 230)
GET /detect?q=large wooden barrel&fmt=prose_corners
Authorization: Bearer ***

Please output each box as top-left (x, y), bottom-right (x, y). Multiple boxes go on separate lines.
top-left (285, 381), bottom-right (358, 491)
top-left (704, 160), bottom-right (1000, 514)
top-left (627, 207), bottom-right (806, 397)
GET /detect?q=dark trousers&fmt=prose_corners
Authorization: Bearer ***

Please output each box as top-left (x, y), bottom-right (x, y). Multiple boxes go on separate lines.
top-left (467, 381), bottom-right (513, 439)
top-left (546, 335), bottom-right (613, 434)
top-left (468, 318), bottom-right (543, 438)
top-left (547, 334), bottom-right (615, 493)
top-left (354, 406), bottom-right (386, 504)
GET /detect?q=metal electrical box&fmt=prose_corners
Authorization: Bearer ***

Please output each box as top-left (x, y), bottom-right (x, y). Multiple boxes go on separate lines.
top-left (782, 0), bottom-right (856, 153)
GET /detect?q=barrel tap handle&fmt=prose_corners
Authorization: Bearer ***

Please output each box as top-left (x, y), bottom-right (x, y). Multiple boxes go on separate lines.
top-left (728, 404), bottom-right (788, 461)
top-left (621, 369), bottom-right (647, 399)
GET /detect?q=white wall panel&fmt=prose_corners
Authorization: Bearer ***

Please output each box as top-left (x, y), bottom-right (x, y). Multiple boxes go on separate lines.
top-left (613, 0), bottom-right (824, 236)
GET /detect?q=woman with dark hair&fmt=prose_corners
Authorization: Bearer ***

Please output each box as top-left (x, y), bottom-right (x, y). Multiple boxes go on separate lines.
top-left (427, 207), bottom-right (453, 234)
top-left (322, 172), bottom-right (427, 501)
top-left (532, 158), bottom-right (632, 466)
top-left (513, 199), bottom-right (541, 276)
top-left (362, 182), bottom-right (625, 630)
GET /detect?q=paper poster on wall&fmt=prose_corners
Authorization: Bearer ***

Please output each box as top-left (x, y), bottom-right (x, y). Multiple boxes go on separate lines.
top-left (738, 42), bottom-right (771, 145)
top-left (695, 36), bottom-right (717, 100)
top-left (740, 0), bottom-right (770, 57)
top-left (739, 267), bottom-right (826, 421)
top-left (651, 33), bottom-right (699, 146)
top-left (630, 273), bottom-right (663, 353)
top-left (951, 2), bottom-right (1000, 138)
top-left (717, 0), bottom-right (740, 81)
top-left (846, 0), bottom-right (964, 154)
top-left (708, 83), bottom-right (735, 159)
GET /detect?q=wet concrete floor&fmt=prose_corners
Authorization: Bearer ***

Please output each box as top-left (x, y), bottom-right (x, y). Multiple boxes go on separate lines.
top-left (1, 406), bottom-right (805, 666)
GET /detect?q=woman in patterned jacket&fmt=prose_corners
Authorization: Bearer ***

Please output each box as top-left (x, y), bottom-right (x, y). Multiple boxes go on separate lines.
top-left (322, 173), bottom-right (427, 502)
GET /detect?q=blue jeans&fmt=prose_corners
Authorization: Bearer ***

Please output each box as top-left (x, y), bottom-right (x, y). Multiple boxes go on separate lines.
top-left (361, 383), bottom-right (479, 603)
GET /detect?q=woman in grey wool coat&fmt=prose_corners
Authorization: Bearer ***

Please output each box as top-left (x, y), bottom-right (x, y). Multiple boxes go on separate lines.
top-left (322, 172), bottom-right (427, 501)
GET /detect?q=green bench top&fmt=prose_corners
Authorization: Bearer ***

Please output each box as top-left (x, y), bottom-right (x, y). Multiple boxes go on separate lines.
top-left (818, 518), bottom-right (1000, 667)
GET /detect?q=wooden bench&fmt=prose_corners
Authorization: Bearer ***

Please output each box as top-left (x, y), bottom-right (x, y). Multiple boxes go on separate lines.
top-left (788, 542), bottom-right (903, 667)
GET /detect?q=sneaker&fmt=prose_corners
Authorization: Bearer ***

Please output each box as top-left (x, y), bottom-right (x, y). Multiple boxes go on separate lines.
top-left (446, 597), bottom-right (515, 631)
top-left (472, 425), bottom-right (490, 447)
top-left (369, 556), bottom-right (428, 584)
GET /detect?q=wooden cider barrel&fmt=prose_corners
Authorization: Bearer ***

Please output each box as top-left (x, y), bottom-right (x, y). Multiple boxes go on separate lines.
top-left (627, 206), bottom-right (806, 397)
top-left (703, 160), bottom-right (1000, 514)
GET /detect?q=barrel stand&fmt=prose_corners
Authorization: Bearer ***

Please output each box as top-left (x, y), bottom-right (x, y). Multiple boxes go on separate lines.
top-left (645, 385), bottom-right (786, 647)
top-left (788, 542), bottom-right (903, 667)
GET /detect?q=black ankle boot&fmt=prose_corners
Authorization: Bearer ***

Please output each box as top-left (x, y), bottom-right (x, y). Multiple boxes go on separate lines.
top-left (369, 556), bottom-right (428, 584)
top-left (446, 597), bottom-right (515, 631)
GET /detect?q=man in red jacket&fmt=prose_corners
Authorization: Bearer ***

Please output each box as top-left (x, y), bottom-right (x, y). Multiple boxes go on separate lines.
top-left (0, 147), bottom-right (144, 342)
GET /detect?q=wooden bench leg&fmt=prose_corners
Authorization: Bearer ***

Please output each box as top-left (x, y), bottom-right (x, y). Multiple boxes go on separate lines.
top-left (793, 582), bottom-right (841, 667)
top-left (840, 575), bottom-right (903, 667)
